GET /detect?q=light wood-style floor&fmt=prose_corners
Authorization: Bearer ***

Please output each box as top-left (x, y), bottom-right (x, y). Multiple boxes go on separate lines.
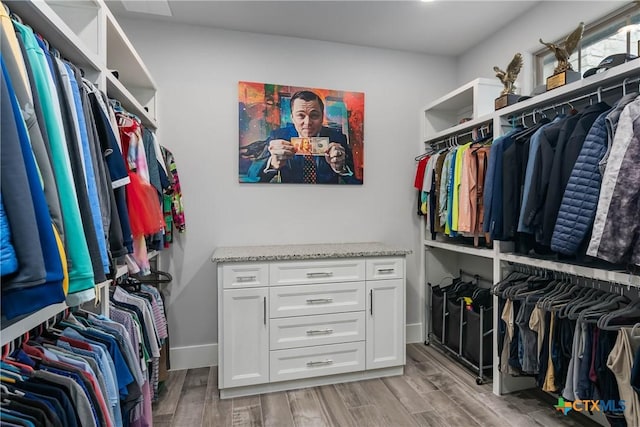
top-left (152, 343), bottom-right (602, 427)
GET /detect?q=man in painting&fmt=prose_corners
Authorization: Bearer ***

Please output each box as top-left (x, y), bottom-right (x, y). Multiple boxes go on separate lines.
top-left (247, 90), bottom-right (361, 184)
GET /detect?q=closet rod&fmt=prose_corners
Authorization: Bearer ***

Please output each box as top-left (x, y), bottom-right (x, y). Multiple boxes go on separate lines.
top-left (428, 123), bottom-right (493, 149)
top-left (507, 260), bottom-right (638, 289)
top-left (513, 76), bottom-right (640, 121)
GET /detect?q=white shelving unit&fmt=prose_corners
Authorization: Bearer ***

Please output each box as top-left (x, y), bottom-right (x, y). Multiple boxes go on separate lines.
top-left (105, 9), bottom-right (157, 125)
top-left (424, 239), bottom-right (495, 260)
top-left (1, 0), bottom-right (160, 347)
top-left (420, 60), bottom-right (640, 403)
top-left (5, 0), bottom-right (103, 82)
top-left (422, 78), bottom-right (502, 138)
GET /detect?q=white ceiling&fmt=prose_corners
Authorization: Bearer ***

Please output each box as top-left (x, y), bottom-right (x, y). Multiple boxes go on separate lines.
top-left (107, 1), bottom-right (540, 56)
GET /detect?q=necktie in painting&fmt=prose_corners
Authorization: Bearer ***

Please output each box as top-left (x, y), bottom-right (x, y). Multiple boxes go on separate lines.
top-left (303, 155), bottom-right (317, 183)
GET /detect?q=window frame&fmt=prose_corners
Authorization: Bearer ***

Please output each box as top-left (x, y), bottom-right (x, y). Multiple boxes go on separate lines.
top-left (534, 3), bottom-right (640, 86)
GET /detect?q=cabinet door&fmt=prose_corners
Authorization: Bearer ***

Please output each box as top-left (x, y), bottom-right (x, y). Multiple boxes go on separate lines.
top-left (222, 288), bottom-right (269, 388)
top-left (366, 279), bottom-right (405, 369)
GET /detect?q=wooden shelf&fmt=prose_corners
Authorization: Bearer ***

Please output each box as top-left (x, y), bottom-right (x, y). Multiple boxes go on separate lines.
top-left (115, 264), bottom-right (128, 279)
top-left (500, 252), bottom-right (640, 288)
top-left (105, 10), bottom-right (156, 90)
top-left (422, 78), bottom-right (502, 136)
top-left (423, 114), bottom-right (493, 145)
top-left (106, 73), bottom-right (157, 129)
top-left (1, 302), bottom-right (67, 346)
top-left (5, 0), bottom-right (103, 73)
top-left (424, 239), bottom-right (495, 259)
top-left (497, 59), bottom-right (640, 119)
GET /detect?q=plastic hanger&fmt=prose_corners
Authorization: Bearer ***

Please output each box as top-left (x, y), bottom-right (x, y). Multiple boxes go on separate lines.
top-left (559, 287), bottom-right (601, 318)
top-left (597, 299), bottom-right (640, 330)
top-left (536, 280), bottom-right (569, 309)
top-left (578, 294), bottom-right (630, 323)
top-left (568, 291), bottom-right (618, 320)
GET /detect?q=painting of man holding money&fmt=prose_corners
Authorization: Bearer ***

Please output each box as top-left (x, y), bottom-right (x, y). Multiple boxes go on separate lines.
top-left (239, 83), bottom-right (363, 185)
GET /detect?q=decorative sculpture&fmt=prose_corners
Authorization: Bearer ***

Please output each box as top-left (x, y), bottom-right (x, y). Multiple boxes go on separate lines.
top-left (493, 53), bottom-right (523, 96)
top-left (539, 22), bottom-right (585, 74)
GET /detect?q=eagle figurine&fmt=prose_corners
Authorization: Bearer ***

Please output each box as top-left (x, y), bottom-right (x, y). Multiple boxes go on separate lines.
top-left (493, 53), bottom-right (523, 96)
top-left (539, 22), bottom-right (584, 74)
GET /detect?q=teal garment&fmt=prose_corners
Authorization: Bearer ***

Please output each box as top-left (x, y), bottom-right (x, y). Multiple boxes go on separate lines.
top-left (13, 21), bottom-right (95, 300)
top-left (60, 60), bottom-right (109, 274)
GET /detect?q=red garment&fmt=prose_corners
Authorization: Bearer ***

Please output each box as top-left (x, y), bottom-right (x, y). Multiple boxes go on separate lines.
top-left (414, 157), bottom-right (430, 189)
top-left (125, 172), bottom-right (164, 237)
top-left (118, 117), bottom-right (164, 237)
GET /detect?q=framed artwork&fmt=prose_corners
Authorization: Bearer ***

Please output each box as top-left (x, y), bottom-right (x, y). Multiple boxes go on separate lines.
top-left (239, 82), bottom-right (364, 184)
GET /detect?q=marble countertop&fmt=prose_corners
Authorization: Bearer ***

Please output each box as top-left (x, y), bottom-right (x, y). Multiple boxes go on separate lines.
top-left (211, 242), bottom-right (412, 263)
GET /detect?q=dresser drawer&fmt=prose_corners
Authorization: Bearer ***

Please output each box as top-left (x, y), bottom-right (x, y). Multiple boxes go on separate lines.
top-left (366, 257), bottom-right (404, 280)
top-left (269, 259), bottom-right (365, 286)
top-left (221, 263), bottom-right (269, 289)
top-left (270, 312), bottom-right (365, 350)
top-left (270, 341), bottom-right (365, 382)
top-left (270, 282), bottom-right (365, 318)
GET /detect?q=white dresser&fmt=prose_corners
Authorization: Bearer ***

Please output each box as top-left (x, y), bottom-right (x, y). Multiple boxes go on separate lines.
top-left (212, 243), bottom-right (411, 398)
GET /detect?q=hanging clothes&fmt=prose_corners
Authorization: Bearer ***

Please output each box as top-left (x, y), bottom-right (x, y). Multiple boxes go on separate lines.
top-left (13, 20), bottom-right (95, 305)
top-left (161, 146), bottom-right (186, 234)
top-left (1, 54), bottom-right (66, 319)
top-left (588, 96), bottom-right (640, 266)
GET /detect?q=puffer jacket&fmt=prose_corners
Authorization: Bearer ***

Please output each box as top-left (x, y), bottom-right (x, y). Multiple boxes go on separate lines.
top-left (551, 109), bottom-right (611, 255)
top-left (0, 194), bottom-right (18, 276)
top-left (588, 96), bottom-right (640, 265)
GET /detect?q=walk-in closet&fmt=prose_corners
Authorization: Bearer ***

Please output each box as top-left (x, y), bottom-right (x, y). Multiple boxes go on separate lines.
top-left (1, 1), bottom-right (639, 426)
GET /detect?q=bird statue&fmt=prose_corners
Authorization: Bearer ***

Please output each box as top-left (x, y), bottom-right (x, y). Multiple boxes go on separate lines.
top-left (539, 22), bottom-right (584, 74)
top-left (493, 53), bottom-right (523, 96)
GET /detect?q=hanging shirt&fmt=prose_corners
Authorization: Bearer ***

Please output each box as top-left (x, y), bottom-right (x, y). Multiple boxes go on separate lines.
top-left (451, 142), bottom-right (472, 232)
top-left (14, 21), bottom-right (95, 303)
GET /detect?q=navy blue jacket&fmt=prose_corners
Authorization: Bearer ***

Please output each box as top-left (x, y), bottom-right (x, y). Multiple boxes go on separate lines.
top-left (247, 125), bottom-right (361, 184)
top-left (551, 108), bottom-right (611, 255)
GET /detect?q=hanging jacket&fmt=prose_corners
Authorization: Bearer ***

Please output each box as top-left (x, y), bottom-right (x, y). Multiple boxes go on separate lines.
top-left (587, 96), bottom-right (640, 266)
top-left (161, 146), bottom-right (186, 233)
top-left (13, 21), bottom-right (95, 304)
top-left (551, 108), bottom-right (611, 255)
top-left (542, 102), bottom-right (610, 246)
top-left (0, 194), bottom-right (18, 276)
top-left (600, 92), bottom-right (640, 174)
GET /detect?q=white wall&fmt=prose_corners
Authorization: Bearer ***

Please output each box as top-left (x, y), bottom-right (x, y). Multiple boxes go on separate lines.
top-left (119, 18), bottom-right (457, 366)
top-left (457, 1), bottom-right (628, 95)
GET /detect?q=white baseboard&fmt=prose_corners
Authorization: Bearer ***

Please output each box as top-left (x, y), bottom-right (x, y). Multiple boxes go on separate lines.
top-left (170, 343), bottom-right (218, 370)
top-left (406, 323), bottom-right (423, 343)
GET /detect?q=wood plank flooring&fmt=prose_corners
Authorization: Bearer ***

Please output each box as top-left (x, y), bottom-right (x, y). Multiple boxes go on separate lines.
top-left (153, 344), bottom-right (602, 427)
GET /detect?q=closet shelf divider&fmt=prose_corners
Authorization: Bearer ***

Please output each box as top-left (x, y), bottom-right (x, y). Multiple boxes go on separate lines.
top-left (499, 252), bottom-right (640, 288)
top-left (424, 239), bottom-right (495, 259)
top-left (106, 73), bottom-right (157, 129)
top-left (0, 301), bottom-right (67, 346)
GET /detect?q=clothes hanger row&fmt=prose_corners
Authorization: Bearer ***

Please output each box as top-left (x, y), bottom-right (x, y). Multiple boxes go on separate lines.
top-left (421, 123), bottom-right (493, 159)
top-left (496, 263), bottom-right (640, 330)
top-left (510, 77), bottom-right (640, 128)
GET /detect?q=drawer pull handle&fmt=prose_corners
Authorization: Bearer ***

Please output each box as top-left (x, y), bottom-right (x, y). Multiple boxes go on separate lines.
top-left (306, 359), bottom-right (333, 367)
top-left (306, 328), bottom-right (334, 335)
top-left (306, 298), bottom-right (333, 304)
top-left (377, 268), bottom-right (395, 274)
top-left (306, 272), bottom-right (333, 278)
top-left (236, 275), bottom-right (256, 282)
